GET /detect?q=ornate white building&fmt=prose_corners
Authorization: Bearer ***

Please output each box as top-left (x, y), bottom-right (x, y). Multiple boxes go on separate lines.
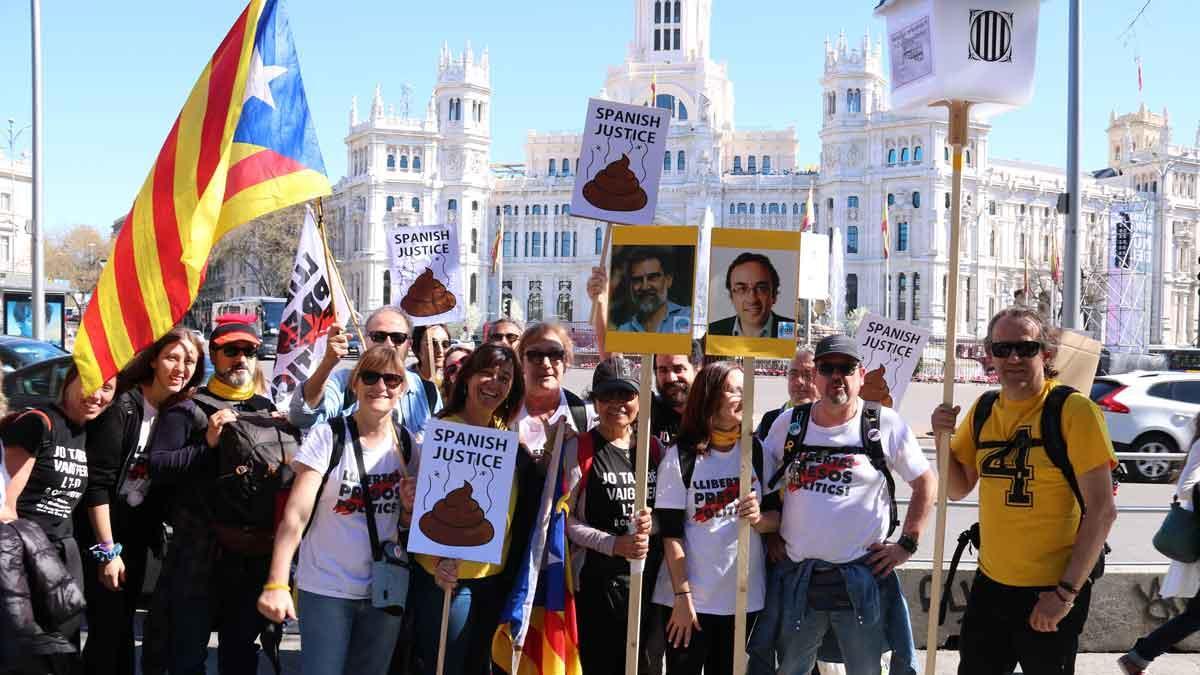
top-left (328, 0), bottom-right (1200, 346)
top-left (0, 149), bottom-right (34, 286)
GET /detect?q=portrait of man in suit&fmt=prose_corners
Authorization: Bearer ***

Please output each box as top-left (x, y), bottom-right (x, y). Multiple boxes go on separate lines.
top-left (708, 252), bottom-right (791, 338)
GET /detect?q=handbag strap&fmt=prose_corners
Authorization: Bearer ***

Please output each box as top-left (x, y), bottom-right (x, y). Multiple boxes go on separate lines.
top-left (346, 416), bottom-right (383, 562)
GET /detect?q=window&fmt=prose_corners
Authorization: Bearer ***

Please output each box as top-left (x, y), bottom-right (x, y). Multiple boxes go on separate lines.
top-left (549, 159), bottom-right (557, 176)
top-left (677, 150), bottom-right (685, 172)
top-left (386, 154), bottom-right (395, 170)
top-left (673, 1), bottom-right (680, 22)
top-left (898, 274), bottom-right (907, 321)
top-left (793, 203), bottom-right (799, 215)
top-left (762, 156), bottom-right (771, 174)
top-left (383, 270), bottom-right (391, 305)
top-left (563, 203), bottom-right (570, 215)
top-left (748, 156), bottom-right (757, 174)
top-left (561, 158), bottom-right (570, 175)
top-left (944, 146), bottom-right (950, 161)
top-left (656, 94), bottom-right (684, 120)
top-left (965, 149), bottom-right (972, 165)
top-left (561, 232), bottom-right (572, 257)
top-left (595, 227), bottom-right (602, 254)
top-left (913, 146), bottom-right (923, 163)
top-left (912, 273), bottom-right (921, 321)
top-left (761, 203), bottom-right (767, 215)
top-left (528, 287), bottom-right (544, 322)
top-left (532, 205), bottom-right (542, 216)
top-left (448, 199), bottom-right (458, 212)
top-left (664, 152), bottom-right (672, 172)
top-left (557, 282), bottom-right (574, 322)
top-left (654, 0), bottom-right (661, 22)
top-left (989, 200), bottom-right (997, 215)
top-left (848, 196), bottom-right (859, 209)
top-left (737, 203), bottom-right (747, 214)
top-left (503, 231), bottom-right (514, 257)
top-left (887, 193), bottom-right (895, 207)
top-left (912, 191), bottom-right (921, 209)
top-left (847, 226), bottom-right (859, 254)
top-left (471, 228), bottom-right (477, 253)
top-left (897, 222), bottom-right (909, 252)
top-left (749, 203), bottom-right (755, 214)
top-left (674, 28), bottom-right (680, 50)
top-left (469, 274), bottom-right (478, 304)
top-left (413, 155), bottom-right (422, 171)
top-left (472, 200), bottom-right (479, 212)
top-left (399, 155), bottom-right (409, 170)
top-left (729, 203), bottom-right (736, 215)
top-left (412, 197), bottom-right (420, 213)
top-left (1171, 381), bottom-right (1200, 405)
top-left (846, 274), bottom-right (858, 312)
top-left (900, 148), bottom-right (910, 163)
top-left (989, 229), bottom-right (996, 256)
top-left (733, 156), bottom-right (742, 174)
top-left (386, 196), bottom-right (395, 212)
top-left (654, 29), bottom-right (661, 50)
top-left (1020, 203), bottom-right (1026, 215)
top-left (887, 149), bottom-right (897, 166)
top-left (768, 203), bottom-right (780, 215)
top-left (531, 232), bottom-right (542, 257)
top-left (945, 193), bottom-right (951, 209)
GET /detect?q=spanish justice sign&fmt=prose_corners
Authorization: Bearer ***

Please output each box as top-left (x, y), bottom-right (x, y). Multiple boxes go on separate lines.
top-left (570, 98), bottom-right (670, 226)
top-left (386, 223), bottom-right (464, 326)
top-left (853, 313), bottom-right (930, 408)
top-left (407, 419), bottom-right (520, 565)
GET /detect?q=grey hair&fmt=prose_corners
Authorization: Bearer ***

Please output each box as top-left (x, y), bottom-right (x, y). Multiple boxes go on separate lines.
top-left (365, 306), bottom-right (411, 331)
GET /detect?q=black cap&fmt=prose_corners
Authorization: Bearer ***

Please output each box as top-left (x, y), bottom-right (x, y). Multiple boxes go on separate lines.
top-left (592, 356), bottom-right (639, 397)
top-left (814, 334), bottom-right (861, 362)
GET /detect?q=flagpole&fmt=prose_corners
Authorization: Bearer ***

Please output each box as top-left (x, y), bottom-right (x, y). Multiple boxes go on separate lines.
top-left (496, 214), bottom-right (505, 320)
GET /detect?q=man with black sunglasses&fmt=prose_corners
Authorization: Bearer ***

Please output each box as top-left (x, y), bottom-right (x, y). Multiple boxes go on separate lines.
top-left (931, 308), bottom-right (1117, 675)
top-left (288, 306), bottom-right (440, 440)
top-left (484, 317), bottom-right (524, 351)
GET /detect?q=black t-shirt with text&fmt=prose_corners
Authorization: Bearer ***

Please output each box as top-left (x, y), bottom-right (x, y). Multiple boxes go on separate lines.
top-left (2, 406), bottom-right (89, 542)
top-left (650, 393), bottom-right (682, 449)
top-left (583, 429), bottom-right (657, 578)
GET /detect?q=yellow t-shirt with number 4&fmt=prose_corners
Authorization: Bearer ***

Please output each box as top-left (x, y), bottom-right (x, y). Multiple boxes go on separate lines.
top-left (951, 379), bottom-right (1116, 587)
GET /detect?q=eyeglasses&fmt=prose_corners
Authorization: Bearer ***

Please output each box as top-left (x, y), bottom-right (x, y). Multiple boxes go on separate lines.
top-left (990, 341), bottom-right (1043, 359)
top-left (525, 347), bottom-right (566, 364)
top-left (220, 345), bottom-right (258, 358)
top-left (368, 331), bottom-right (410, 346)
top-left (488, 332), bottom-right (521, 345)
top-left (816, 362), bottom-right (856, 377)
top-left (731, 283), bottom-right (773, 297)
top-left (359, 370), bottom-right (405, 388)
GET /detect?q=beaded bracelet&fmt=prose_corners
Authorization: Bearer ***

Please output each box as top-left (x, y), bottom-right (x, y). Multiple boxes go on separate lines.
top-left (89, 543), bottom-right (123, 564)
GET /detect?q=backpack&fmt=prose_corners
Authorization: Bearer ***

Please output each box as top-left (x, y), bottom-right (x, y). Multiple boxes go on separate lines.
top-left (562, 390), bottom-right (591, 437)
top-left (938, 384), bottom-right (1111, 625)
top-left (576, 428), bottom-right (662, 501)
top-left (766, 402), bottom-right (899, 538)
top-left (194, 393), bottom-right (301, 532)
top-left (302, 415), bottom-right (413, 540)
top-left (0, 408), bottom-right (53, 458)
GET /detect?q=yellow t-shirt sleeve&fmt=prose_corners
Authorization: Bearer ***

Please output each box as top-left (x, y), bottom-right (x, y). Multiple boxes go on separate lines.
top-left (950, 400), bottom-right (980, 468)
top-left (1062, 393), bottom-right (1118, 476)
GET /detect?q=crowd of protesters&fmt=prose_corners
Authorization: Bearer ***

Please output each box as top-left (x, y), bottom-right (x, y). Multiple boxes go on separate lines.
top-left (0, 297), bottom-right (1131, 675)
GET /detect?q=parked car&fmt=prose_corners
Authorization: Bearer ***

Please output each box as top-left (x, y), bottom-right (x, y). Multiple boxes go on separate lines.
top-left (3, 355), bottom-right (74, 410)
top-left (0, 336), bottom-right (68, 373)
top-left (346, 333), bottom-right (362, 358)
top-left (1090, 370), bottom-right (1200, 483)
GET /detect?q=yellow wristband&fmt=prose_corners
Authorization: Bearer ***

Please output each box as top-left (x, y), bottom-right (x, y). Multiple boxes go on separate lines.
top-left (263, 583), bottom-right (290, 592)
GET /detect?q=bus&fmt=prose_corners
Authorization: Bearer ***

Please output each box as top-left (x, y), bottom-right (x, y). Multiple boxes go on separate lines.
top-left (211, 296), bottom-right (287, 359)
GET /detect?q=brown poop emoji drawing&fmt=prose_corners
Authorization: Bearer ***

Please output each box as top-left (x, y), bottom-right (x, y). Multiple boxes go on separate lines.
top-left (860, 365), bottom-right (894, 408)
top-left (419, 481), bottom-right (494, 547)
top-left (582, 154), bottom-right (648, 212)
top-left (400, 268), bottom-right (457, 317)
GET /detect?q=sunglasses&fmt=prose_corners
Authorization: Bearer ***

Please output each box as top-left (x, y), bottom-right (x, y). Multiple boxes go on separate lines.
top-left (596, 391), bottom-right (637, 404)
top-left (359, 370), bottom-right (405, 388)
top-left (220, 345), bottom-right (258, 358)
top-left (525, 347), bottom-right (566, 364)
top-left (488, 332), bottom-right (521, 345)
top-left (368, 331), bottom-right (410, 346)
top-left (990, 341), bottom-right (1043, 359)
top-left (816, 362), bottom-right (857, 377)
top-left (428, 339), bottom-right (452, 351)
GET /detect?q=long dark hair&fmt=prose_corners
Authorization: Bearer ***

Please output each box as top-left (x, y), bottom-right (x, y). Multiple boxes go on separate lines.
top-left (117, 327), bottom-right (207, 408)
top-left (438, 344), bottom-right (524, 424)
top-left (411, 323), bottom-right (448, 368)
top-left (675, 361), bottom-right (740, 456)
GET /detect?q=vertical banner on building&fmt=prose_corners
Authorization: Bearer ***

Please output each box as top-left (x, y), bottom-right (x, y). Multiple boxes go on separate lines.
top-left (853, 313), bottom-right (930, 408)
top-left (272, 206), bottom-right (350, 405)
top-left (570, 98), bottom-right (670, 226)
top-left (1104, 201), bottom-right (1153, 353)
top-left (387, 223), bottom-right (464, 326)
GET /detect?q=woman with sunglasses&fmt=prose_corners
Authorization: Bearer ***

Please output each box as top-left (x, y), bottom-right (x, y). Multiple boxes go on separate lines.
top-left (77, 327), bottom-right (205, 674)
top-left (440, 344), bottom-right (474, 403)
top-left (563, 356), bottom-right (661, 674)
top-left (258, 344), bottom-right (416, 673)
top-left (409, 343), bottom-right (540, 675)
top-left (411, 324), bottom-right (451, 387)
top-left (513, 322), bottom-right (593, 456)
top-left (653, 361), bottom-right (774, 675)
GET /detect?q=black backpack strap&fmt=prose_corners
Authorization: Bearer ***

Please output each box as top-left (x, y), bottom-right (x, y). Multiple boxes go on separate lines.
top-left (302, 417), bottom-right (348, 540)
top-left (1041, 385), bottom-right (1084, 512)
top-left (420, 378), bottom-right (439, 413)
top-left (861, 405), bottom-right (899, 538)
top-left (972, 391), bottom-right (1001, 450)
top-left (768, 402), bottom-right (813, 491)
top-left (939, 523), bottom-right (981, 626)
top-left (678, 443), bottom-right (698, 493)
top-left (346, 416), bottom-right (383, 562)
top-left (564, 390), bottom-right (590, 433)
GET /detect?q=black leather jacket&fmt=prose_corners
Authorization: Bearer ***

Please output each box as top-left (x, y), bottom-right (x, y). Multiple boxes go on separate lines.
top-left (0, 519), bottom-right (86, 665)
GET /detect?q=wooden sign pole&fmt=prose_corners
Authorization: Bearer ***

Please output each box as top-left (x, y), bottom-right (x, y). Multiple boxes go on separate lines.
top-left (625, 353), bottom-right (655, 675)
top-left (590, 223), bottom-right (614, 355)
top-left (733, 356), bottom-right (756, 675)
top-left (435, 587), bottom-right (452, 675)
top-left (924, 100), bottom-right (970, 675)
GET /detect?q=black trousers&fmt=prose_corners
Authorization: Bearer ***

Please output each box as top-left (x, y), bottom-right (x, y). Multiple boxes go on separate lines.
top-left (575, 563), bottom-right (665, 675)
top-left (1133, 587), bottom-right (1200, 662)
top-left (663, 608), bottom-right (758, 675)
top-left (958, 572), bottom-right (1092, 675)
top-left (79, 508), bottom-right (155, 675)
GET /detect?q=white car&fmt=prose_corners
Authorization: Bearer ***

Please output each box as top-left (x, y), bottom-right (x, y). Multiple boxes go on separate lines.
top-left (1090, 371), bottom-right (1200, 482)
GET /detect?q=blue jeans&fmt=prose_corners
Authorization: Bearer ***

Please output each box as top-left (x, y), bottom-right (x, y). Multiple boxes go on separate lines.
top-left (297, 590), bottom-right (403, 675)
top-left (409, 564), bottom-right (507, 675)
top-left (777, 604), bottom-right (885, 675)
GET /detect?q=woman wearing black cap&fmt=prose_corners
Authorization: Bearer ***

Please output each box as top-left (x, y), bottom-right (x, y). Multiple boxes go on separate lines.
top-left (563, 356), bottom-right (662, 674)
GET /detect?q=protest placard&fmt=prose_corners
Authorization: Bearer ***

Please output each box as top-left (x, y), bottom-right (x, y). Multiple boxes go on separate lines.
top-left (798, 232), bottom-right (830, 301)
top-left (570, 98), bottom-right (669, 226)
top-left (386, 223), bottom-right (463, 326)
top-left (407, 419), bottom-right (519, 565)
top-left (604, 225), bottom-right (697, 355)
top-left (705, 229), bottom-right (800, 359)
top-left (853, 313), bottom-right (931, 408)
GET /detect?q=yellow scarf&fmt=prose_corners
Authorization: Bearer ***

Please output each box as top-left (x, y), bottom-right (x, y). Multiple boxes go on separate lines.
top-left (206, 374), bottom-right (256, 401)
top-left (709, 426), bottom-right (740, 448)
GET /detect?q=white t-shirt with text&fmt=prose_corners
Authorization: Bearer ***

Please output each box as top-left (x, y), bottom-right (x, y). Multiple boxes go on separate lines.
top-left (763, 403), bottom-right (930, 565)
top-left (652, 441), bottom-right (770, 615)
top-left (118, 399), bottom-right (157, 507)
top-left (295, 423), bottom-right (405, 600)
top-left (512, 389), bottom-right (596, 454)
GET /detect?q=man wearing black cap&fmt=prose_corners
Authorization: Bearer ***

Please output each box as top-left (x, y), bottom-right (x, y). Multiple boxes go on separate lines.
top-left (564, 356), bottom-right (662, 674)
top-left (750, 335), bottom-right (934, 675)
top-left (145, 318), bottom-right (286, 674)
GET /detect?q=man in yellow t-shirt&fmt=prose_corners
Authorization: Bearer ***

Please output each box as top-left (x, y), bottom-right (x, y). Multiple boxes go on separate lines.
top-left (931, 307), bottom-right (1117, 675)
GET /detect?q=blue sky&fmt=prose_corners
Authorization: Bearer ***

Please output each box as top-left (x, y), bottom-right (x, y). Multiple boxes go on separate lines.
top-left (1, 0), bottom-right (1195, 233)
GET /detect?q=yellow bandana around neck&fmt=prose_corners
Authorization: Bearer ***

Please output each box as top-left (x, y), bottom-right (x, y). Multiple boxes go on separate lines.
top-left (709, 426), bottom-right (740, 448)
top-left (206, 374), bottom-right (256, 401)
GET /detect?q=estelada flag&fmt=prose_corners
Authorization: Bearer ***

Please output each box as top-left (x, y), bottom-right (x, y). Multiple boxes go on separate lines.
top-left (74, 0), bottom-right (331, 393)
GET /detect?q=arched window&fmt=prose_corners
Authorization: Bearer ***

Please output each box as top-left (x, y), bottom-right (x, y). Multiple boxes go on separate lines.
top-left (945, 192), bottom-right (951, 209)
top-left (887, 193), bottom-right (895, 207)
top-left (677, 102), bottom-right (688, 120)
top-left (944, 146), bottom-right (950, 161)
top-left (912, 273), bottom-right (921, 321)
top-left (664, 152), bottom-right (672, 172)
top-left (553, 205), bottom-right (559, 216)
top-left (386, 196), bottom-right (395, 212)
top-left (965, 149), bottom-right (972, 165)
top-left (413, 155), bottom-right (422, 171)
top-left (749, 203), bottom-right (756, 214)
top-left (887, 149), bottom-right (896, 165)
top-left (382, 270), bottom-right (391, 305)
top-left (531, 232), bottom-right (542, 257)
top-left (469, 273), bottom-right (478, 304)
top-left (737, 203), bottom-right (747, 214)
top-left (532, 205), bottom-right (542, 216)
top-left (448, 199), bottom-right (458, 212)
top-left (762, 156), bottom-right (771, 174)
top-left (898, 274), bottom-right (908, 321)
top-left (561, 158), bottom-right (570, 175)
top-left (900, 148), bottom-right (910, 163)
top-left (747, 156), bottom-right (757, 174)
top-left (913, 146), bottom-right (923, 163)
top-left (656, 94), bottom-right (677, 118)
top-left (897, 222), bottom-right (909, 252)
top-left (386, 154), bottom-right (395, 170)
top-left (846, 274), bottom-right (859, 312)
top-left (562, 203), bottom-right (570, 215)
top-left (768, 203), bottom-right (780, 215)
top-left (472, 201), bottom-right (479, 212)
top-left (673, 0), bottom-right (680, 22)
top-left (654, 0), bottom-right (661, 22)
top-left (793, 203), bottom-right (799, 215)
top-left (847, 196), bottom-right (859, 209)
top-left (399, 155), bottom-right (409, 169)
top-left (595, 227), bottom-right (602, 254)
top-left (761, 203), bottom-right (767, 215)
top-left (847, 226), bottom-right (859, 254)
top-left (677, 150), bottom-right (685, 172)
top-left (549, 159), bottom-right (557, 176)
top-left (411, 197), bottom-right (420, 213)
top-left (733, 156), bottom-right (743, 174)
top-left (730, 203), bottom-right (736, 215)
top-left (912, 191), bottom-right (921, 209)
top-left (471, 228), bottom-right (477, 253)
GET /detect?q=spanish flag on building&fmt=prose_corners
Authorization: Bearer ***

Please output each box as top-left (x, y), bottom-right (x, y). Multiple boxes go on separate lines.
top-left (74, 0), bottom-right (331, 393)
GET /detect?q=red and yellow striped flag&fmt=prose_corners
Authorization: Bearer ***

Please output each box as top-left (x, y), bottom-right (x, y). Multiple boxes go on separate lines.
top-left (881, 198), bottom-right (890, 260)
top-left (74, 0), bottom-right (331, 393)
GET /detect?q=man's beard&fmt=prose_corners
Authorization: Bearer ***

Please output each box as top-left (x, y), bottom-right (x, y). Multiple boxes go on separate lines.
top-left (216, 366), bottom-right (252, 388)
top-left (827, 388), bottom-right (850, 405)
top-left (635, 292), bottom-right (664, 316)
top-left (661, 381), bottom-right (689, 407)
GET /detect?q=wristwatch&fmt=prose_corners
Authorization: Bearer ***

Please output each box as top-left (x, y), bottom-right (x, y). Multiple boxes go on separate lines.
top-left (897, 533), bottom-right (918, 555)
